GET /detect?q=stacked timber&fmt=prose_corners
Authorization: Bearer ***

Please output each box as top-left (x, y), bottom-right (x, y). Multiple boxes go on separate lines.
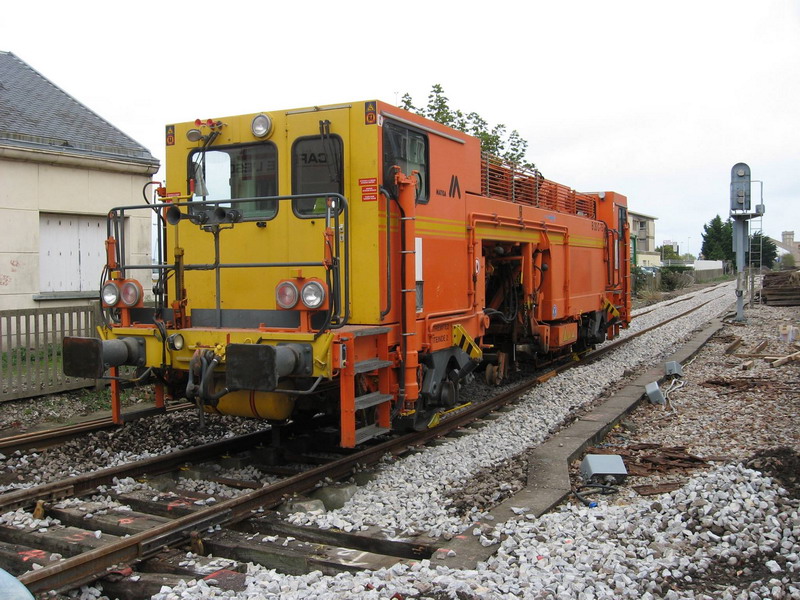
top-left (761, 269), bottom-right (800, 306)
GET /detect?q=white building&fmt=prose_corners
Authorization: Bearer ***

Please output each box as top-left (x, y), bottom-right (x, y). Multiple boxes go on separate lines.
top-left (0, 52), bottom-right (159, 310)
top-left (628, 211), bottom-right (660, 267)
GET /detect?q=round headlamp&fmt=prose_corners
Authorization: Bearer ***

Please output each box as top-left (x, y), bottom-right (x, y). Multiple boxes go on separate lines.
top-left (102, 282), bottom-right (121, 307)
top-left (167, 333), bottom-right (185, 351)
top-left (120, 280), bottom-right (142, 307)
top-left (251, 114), bottom-right (273, 138)
top-left (276, 281), bottom-right (299, 309)
top-left (301, 281), bottom-right (326, 309)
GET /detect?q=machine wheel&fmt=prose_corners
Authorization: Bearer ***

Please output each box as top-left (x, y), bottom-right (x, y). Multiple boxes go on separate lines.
top-left (440, 379), bottom-right (457, 408)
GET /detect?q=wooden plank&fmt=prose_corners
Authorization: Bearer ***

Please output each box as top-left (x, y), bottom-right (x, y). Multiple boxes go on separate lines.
top-left (14, 312), bottom-right (21, 393)
top-left (141, 548), bottom-right (246, 577)
top-left (741, 360), bottom-right (754, 371)
top-left (99, 572), bottom-right (189, 600)
top-left (202, 529), bottom-right (415, 577)
top-left (771, 350), bottom-right (800, 368)
top-left (0, 524), bottom-right (120, 557)
top-left (240, 512), bottom-right (440, 560)
top-left (33, 311), bottom-right (42, 394)
top-left (724, 338), bottom-right (743, 354)
top-left (752, 340), bottom-right (769, 353)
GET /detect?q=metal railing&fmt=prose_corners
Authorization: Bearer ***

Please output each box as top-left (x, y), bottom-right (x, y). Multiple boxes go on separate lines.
top-left (0, 304), bottom-right (100, 402)
top-left (480, 154), bottom-right (597, 219)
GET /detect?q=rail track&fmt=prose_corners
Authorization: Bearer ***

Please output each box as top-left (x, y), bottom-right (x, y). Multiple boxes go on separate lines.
top-left (0, 294), bottom-right (723, 595)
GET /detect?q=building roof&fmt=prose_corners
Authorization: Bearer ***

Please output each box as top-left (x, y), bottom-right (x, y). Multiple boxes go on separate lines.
top-left (628, 210), bottom-right (658, 220)
top-left (0, 51), bottom-right (158, 169)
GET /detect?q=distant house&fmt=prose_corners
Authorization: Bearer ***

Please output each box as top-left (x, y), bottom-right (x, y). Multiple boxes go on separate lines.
top-left (774, 231), bottom-right (800, 264)
top-left (0, 51), bottom-right (159, 311)
top-left (627, 211), bottom-right (660, 267)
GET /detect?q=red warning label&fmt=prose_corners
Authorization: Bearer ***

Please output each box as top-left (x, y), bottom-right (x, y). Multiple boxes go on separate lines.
top-left (358, 178), bottom-right (377, 186)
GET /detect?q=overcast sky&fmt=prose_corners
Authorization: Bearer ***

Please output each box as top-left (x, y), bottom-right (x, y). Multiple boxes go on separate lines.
top-left (4, 0), bottom-right (798, 257)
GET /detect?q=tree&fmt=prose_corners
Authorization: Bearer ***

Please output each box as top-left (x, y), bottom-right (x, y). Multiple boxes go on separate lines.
top-left (748, 232), bottom-right (778, 269)
top-left (401, 85), bottom-right (534, 168)
top-left (781, 253), bottom-right (796, 268)
top-left (700, 215), bottom-right (734, 262)
top-left (656, 244), bottom-right (680, 260)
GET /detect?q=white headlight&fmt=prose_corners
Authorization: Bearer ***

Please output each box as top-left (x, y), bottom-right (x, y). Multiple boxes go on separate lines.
top-left (167, 333), bottom-right (185, 351)
top-left (251, 114), bottom-right (273, 138)
top-left (102, 282), bottom-right (120, 307)
top-left (301, 281), bottom-right (326, 309)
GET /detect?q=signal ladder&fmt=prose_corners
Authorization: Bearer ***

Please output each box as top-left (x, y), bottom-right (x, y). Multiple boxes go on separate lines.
top-left (748, 213), bottom-right (763, 305)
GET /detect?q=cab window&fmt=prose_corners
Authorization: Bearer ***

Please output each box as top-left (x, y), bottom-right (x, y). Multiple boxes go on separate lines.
top-left (383, 122), bottom-right (428, 203)
top-left (189, 142), bottom-right (278, 219)
top-left (292, 136), bottom-right (343, 217)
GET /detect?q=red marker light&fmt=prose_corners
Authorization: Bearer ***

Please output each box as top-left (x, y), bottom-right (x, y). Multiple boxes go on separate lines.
top-left (195, 119), bottom-right (202, 126)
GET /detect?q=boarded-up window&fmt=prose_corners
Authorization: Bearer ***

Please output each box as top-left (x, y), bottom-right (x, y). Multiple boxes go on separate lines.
top-left (39, 214), bottom-right (107, 293)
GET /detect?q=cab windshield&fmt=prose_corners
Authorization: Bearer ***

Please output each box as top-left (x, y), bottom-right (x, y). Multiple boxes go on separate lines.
top-left (190, 142), bottom-right (278, 219)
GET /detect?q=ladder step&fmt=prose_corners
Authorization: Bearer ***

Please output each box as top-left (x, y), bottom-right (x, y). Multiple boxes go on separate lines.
top-left (355, 424), bottom-right (391, 445)
top-left (353, 358), bottom-right (394, 374)
top-left (354, 392), bottom-right (393, 411)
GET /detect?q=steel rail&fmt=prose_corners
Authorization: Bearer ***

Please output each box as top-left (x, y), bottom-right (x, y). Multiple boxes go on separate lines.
top-left (16, 297), bottom-right (716, 593)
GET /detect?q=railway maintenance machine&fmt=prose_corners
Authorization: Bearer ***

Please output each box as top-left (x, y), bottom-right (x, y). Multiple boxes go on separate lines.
top-left (64, 101), bottom-right (631, 448)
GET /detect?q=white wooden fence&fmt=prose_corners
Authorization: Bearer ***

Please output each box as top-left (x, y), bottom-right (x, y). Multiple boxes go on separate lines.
top-left (0, 304), bottom-right (100, 402)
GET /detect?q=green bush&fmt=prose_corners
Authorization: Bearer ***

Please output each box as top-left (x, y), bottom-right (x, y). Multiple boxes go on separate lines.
top-left (661, 268), bottom-right (694, 291)
top-left (631, 266), bottom-right (649, 294)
